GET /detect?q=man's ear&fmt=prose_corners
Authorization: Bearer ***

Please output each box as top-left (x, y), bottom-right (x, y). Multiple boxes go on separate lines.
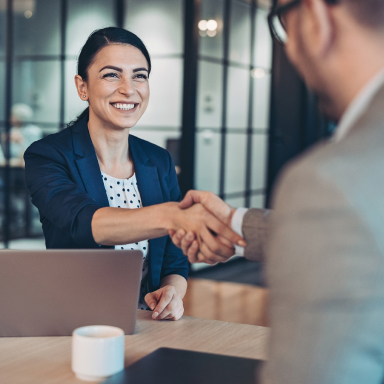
top-left (301, 0), bottom-right (335, 58)
top-left (74, 75), bottom-right (88, 100)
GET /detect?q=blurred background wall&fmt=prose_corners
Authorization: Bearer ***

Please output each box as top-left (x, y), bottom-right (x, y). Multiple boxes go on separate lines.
top-left (0, 0), bottom-right (331, 252)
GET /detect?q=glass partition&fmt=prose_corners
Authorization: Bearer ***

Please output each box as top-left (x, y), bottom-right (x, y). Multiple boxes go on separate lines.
top-left (12, 60), bottom-right (61, 124)
top-left (134, 58), bottom-right (183, 128)
top-left (196, 61), bottom-right (223, 129)
top-left (65, 59), bottom-right (84, 124)
top-left (254, 8), bottom-right (272, 69)
top-left (125, 0), bottom-right (185, 174)
top-left (226, 66), bottom-right (249, 129)
top-left (224, 133), bottom-right (247, 195)
top-left (194, 0), bottom-right (273, 209)
top-left (252, 73), bottom-right (271, 130)
top-left (198, 0), bottom-right (224, 60)
top-left (14, 0), bottom-right (60, 56)
top-left (125, 0), bottom-right (184, 56)
top-left (195, 131), bottom-right (221, 193)
top-left (66, 0), bottom-right (115, 56)
top-left (0, 61), bottom-right (5, 122)
top-left (229, 0), bottom-right (251, 65)
top-left (251, 133), bottom-right (268, 191)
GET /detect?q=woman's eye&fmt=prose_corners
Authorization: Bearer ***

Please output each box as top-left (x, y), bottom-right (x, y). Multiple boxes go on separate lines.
top-left (103, 72), bottom-right (118, 78)
top-left (135, 74), bottom-right (148, 80)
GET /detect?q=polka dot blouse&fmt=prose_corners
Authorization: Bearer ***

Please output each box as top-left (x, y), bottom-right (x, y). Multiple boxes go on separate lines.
top-left (101, 171), bottom-right (150, 310)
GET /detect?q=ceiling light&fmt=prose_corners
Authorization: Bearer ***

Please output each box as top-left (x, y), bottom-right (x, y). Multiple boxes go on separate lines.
top-left (251, 68), bottom-right (266, 79)
top-left (198, 20), bottom-right (208, 31)
top-left (206, 19), bottom-right (217, 31)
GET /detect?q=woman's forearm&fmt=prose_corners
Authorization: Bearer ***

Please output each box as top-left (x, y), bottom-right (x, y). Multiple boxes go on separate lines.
top-left (160, 274), bottom-right (187, 299)
top-left (91, 200), bottom-right (244, 258)
top-left (91, 202), bottom-right (178, 245)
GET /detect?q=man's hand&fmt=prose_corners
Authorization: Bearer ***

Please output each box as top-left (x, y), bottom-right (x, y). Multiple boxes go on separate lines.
top-left (168, 191), bottom-right (245, 264)
top-left (168, 230), bottom-right (235, 265)
top-left (145, 285), bottom-right (184, 321)
top-left (167, 201), bottom-right (245, 261)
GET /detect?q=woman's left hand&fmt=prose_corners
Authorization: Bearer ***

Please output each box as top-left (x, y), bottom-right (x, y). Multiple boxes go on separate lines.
top-left (145, 285), bottom-right (184, 321)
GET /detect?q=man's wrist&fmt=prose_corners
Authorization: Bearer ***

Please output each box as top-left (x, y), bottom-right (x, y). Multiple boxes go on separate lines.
top-left (228, 208), bottom-right (236, 226)
top-left (231, 208), bottom-right (249, 256)
top-left (231, 208), bottom-right (248, 236)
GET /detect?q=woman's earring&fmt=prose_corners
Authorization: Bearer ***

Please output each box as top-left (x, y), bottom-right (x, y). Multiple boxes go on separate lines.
top-left (83, 95), bottom-right (86, 98)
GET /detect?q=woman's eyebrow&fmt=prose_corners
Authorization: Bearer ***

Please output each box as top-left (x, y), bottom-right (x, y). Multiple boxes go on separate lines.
top-left (99, 65), bottom-right (122, 73)
top-left (133, 67), bottom-right (149, 73)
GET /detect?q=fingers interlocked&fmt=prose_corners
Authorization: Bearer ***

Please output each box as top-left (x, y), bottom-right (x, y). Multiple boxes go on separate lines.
top-left (169, 191), bottom-right (245, 265)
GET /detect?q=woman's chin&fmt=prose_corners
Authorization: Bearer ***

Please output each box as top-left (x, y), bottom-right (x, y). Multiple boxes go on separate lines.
top-left (105, 116), bottom-right (139, 131)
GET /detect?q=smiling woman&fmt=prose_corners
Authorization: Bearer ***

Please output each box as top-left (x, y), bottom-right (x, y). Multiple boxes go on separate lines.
top-left (23, 27), bottom-right (244, 322)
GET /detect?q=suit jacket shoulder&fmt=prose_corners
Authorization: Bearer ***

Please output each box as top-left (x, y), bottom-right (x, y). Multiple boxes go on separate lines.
top-left (263, 83), bottom-right (384, 384)
top-left (27, 125), bottom-right (73, 154)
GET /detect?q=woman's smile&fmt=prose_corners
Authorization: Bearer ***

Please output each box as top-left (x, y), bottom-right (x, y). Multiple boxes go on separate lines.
top-left (110, 102), bottom-right (139, 112)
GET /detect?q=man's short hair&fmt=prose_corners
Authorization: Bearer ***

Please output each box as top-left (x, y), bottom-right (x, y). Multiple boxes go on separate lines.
top-left (272, 0), bottom-right (384, 30)
top-left (344, 0), bottom-right (384, 29)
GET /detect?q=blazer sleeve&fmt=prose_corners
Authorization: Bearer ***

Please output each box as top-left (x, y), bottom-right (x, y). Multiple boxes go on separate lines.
top-left (160, 152), bottom-right (189, 281)
top-left (24, 140), bottom-right (102, 247)
top-left (242, 208), bottom-right (270, 262)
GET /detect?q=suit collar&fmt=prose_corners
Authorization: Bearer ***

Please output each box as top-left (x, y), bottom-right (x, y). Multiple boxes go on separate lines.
top-left (343, 80), bottom-right (384, 141)
top-left (334, 68), bottom-right (384, 143)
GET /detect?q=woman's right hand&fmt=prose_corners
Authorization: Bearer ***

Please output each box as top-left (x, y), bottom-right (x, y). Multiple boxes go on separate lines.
top-left (166, 202), bottom-right (242, 263)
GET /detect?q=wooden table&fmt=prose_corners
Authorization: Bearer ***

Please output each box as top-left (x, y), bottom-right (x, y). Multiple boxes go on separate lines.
top-left (0, 310), bottom-right (269, 384)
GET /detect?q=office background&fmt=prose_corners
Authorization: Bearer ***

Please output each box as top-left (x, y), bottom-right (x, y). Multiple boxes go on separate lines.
top-left (0, 0), bottom-right (330, 252)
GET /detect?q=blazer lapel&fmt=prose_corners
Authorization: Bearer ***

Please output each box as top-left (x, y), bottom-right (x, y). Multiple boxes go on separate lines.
top-left (72, 118), bottom-right (109, 207)
top-left (129, 135), bottom-right (164, 207)
top-left (129, 135), bottom-right (165, 291)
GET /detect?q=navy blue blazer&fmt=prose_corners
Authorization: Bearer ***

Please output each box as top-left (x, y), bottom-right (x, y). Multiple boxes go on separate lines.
top-left (24, 117), bottom-right (188, 291)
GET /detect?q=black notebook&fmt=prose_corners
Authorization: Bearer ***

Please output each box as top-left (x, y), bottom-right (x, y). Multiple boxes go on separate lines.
top-left (102, 347), bottom-right (262, 384)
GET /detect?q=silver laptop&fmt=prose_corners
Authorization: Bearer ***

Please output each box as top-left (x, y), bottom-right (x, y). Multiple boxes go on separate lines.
top-left (0, 249), bottom-right (143, 337)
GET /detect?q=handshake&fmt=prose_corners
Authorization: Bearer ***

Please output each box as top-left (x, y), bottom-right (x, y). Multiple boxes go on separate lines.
top-left (165, 190), bottom-right (247, 265)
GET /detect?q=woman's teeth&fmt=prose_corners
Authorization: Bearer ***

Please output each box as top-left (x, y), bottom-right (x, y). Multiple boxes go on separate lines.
top-left (113, 103), bottom-right (136, 110)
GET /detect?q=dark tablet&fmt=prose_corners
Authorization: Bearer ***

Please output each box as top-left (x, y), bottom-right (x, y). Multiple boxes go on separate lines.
top-left (102, 347), bottom-right (262, 384)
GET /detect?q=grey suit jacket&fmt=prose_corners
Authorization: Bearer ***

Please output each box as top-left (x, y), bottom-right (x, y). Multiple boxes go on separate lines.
top-left (243, 84), bottom-right (384, 384)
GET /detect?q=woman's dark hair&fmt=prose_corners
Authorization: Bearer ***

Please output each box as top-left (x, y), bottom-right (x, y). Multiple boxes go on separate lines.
top-left (67, 27), bottom-right (151, 128)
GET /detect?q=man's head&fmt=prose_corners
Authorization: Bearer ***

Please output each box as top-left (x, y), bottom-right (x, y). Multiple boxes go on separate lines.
top-left (269, 0), bottom-right (384, 121)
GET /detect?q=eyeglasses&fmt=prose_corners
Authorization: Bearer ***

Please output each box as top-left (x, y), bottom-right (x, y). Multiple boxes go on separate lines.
top-left (268, 0), bottom-right (301, 44)
top-left (268, 0), bottom-right (339, 44)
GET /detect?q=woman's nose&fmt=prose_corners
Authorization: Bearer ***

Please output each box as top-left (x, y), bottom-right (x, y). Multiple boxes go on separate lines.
top-left (118, 79), bottom-right (135, 97)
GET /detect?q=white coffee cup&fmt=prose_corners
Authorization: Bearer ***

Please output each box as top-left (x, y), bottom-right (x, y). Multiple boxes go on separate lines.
top-left (72, 325), bottom-right (125, 382)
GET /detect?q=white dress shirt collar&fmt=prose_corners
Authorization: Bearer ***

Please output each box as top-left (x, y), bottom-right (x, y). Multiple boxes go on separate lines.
top-left (333, 67), bottom-right (384, 143)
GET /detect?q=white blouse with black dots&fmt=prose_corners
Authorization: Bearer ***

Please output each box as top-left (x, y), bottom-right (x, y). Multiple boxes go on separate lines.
top-left (101, 171), bottom-right (150, 310)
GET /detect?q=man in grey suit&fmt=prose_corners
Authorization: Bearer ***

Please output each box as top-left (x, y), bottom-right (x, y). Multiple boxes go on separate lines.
top-left (170, 0), bottom-right (384, 382)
